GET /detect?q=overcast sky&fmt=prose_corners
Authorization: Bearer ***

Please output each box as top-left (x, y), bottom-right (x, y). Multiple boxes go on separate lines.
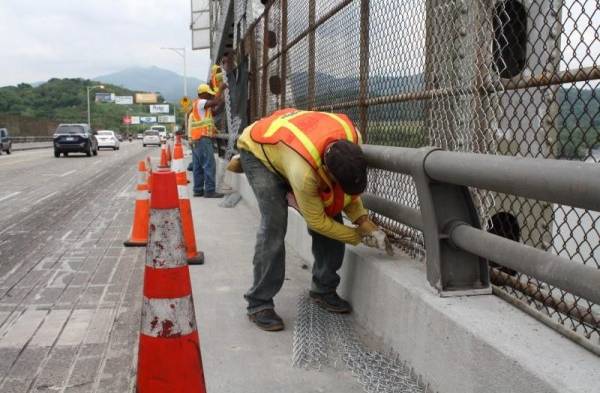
top-left (0, 0), bottom-right (211, 87)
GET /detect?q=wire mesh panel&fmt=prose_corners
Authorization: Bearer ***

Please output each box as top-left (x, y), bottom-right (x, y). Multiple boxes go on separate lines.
top-left (233, 0), bottom-right (600, 349)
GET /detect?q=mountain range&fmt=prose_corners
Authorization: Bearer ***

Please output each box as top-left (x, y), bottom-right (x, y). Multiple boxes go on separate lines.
top-left (94, 66), bottom-right (202, 103)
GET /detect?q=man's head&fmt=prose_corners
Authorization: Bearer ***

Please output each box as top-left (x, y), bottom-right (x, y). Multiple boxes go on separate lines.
top-left (197, 83), bottom-right (215, 99)
top-left (221, 51), bottom-right (235, 72)
top-left (323, 140), bottom-right (367, 195)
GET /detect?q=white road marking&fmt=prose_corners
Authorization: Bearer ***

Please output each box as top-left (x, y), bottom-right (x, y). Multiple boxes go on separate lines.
top-left (33, 191), bottom-right (58, 205)
top-left (56, 309), bottom-right (94, 346)
top-left (84, 309), bottom-right (113, 345)
top-left (60, 230), bottom-right (73, 241)
top-left (0, 192), bottom-right (21, 203)
top-left (59, 170), bottom-right (76, 177)
top-left (0, 309), bottom-right (47, 348)
top-left (29, 310), bottom-right (71, 347)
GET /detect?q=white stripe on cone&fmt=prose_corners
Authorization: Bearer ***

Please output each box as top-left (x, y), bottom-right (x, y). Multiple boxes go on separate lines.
top-left (146, 209), bottom-right (187, 269)
top-left (136, 189), bottom-right (150, 201)
top-left (171, 158), bottom-right (185, 173)
top-left (177, 185), bottom-right (189, 200)
top-left (140, 296), bottom-right (196, 337)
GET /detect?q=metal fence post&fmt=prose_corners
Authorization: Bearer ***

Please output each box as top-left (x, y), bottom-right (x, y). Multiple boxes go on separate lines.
top-left (261, 9), bottom-right (270, 117)
top-left (412, 148), bottom-right (491, 296)
top-left (307, 0), bottom-right (316, 109)
top-left (358, 0), bottom-right (370, 141)
top-left (280, 0), bottom-right (288, 108)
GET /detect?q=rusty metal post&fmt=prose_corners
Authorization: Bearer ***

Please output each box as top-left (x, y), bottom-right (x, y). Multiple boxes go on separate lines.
top-left (307, 0), bottom-right (316, 109)
top-left (261, 10), bottom-right (270, 117)
top-left (281, 0), bottom-right (288, 108)
top-left (248, 26), bottom-right (258, 122)
top-left (358, 0), bottom-right (370, 141)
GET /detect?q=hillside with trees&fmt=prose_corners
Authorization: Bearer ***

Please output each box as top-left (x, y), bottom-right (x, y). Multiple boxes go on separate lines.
top-left (0, 78), bottom-right (169, 135)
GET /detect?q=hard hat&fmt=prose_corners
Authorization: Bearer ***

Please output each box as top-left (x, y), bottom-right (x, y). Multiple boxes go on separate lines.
top-left (197, 84), bottom-right (215, 95)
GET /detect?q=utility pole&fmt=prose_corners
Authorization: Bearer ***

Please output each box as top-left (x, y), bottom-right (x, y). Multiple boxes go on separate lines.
top-left (86, 84), bottom-right (104, 127)
top-left (161, 47), bottom-right (187, 97)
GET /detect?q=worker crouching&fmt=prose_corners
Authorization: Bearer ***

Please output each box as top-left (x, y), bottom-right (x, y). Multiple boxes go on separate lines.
top-left (236, 108), bottom-right (393, 332)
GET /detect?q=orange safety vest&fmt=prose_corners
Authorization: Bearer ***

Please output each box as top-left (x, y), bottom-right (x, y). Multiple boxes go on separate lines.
top-left (250, 108), bottom-right (362, 217)
top-left (188, 99), bottom-right (216, 140)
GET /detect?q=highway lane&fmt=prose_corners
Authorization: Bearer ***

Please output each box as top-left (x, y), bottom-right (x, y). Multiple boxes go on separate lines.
top-left (0, 142), bottom-right (158, 392)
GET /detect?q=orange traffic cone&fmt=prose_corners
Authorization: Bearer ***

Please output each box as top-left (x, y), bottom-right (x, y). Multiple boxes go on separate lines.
top-left (137, 170), bottom-right (207, 393)
top-left (173, 135), bottom-right (204, 265)
top-left (146, 157), bottom-right (153, 192)
top-left (123, 161), bottom-right (150, 247)
top-left (159, 143), bottom-right (169, 168)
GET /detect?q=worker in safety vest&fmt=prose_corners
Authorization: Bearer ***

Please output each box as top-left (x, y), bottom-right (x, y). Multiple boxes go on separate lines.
top-left (187, 83), bottom-right (224, 198)
top-left (235, 108), bottom-right (394, 331)
top-left (209, 64), bottom-right (223, 96)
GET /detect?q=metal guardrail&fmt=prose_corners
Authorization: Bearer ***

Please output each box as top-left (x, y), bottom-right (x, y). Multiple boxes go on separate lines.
top-left (362, 144), bottom-right (600, 353)
top-left (11, 136), bottom-right (53, 143)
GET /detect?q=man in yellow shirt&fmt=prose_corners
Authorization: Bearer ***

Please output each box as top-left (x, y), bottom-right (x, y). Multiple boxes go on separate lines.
top-left (237, 108), bottom-right (392, 331)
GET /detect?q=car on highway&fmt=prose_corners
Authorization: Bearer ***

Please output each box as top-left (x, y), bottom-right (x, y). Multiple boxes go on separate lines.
top-left (0, 128), bottom-right (12, 155)
top-left (115, 133), bottom-right (123, 142)
top-left (53, 123), bottom-right (98, 157)
top-left (142, 130), bottom-right (161, 147)
top-left (136, 133), bottom-right (143, 140)
top-left (151, 125), bottom-right (167, 143)
top-left (96, 130), bottom-right (120, 150)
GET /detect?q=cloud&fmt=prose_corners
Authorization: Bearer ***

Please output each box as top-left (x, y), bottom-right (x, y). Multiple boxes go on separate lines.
top-left (0, 0), bottom-right (211, 86)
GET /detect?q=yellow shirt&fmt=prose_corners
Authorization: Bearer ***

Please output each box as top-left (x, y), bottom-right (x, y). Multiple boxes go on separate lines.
top-left (238, 125), bottom-right (367, 245)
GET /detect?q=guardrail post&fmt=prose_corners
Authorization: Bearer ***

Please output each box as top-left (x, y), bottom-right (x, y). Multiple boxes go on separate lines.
top-left (412, 147), bottom-right (491, 296)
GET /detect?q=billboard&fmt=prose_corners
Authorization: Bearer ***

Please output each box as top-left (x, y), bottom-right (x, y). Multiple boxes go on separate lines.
top-left (139, 116), bottom-right (157, 124)
top-left (130, 116), bottom-right (140, 125)
top-left (115, 96), bottom-right (134, 105)
top-left (158, 115), bottom-right (176, 123)
top-left (149, 104), bottom-right (170, 114)
top-left (135, 93), bottom-right (158, 104)
top-left (95, 93), bottom-right (114, 103)
top-left (122, 115), bottom-right (131, 125)
top-left (191, 0), bottom-right (210, 50)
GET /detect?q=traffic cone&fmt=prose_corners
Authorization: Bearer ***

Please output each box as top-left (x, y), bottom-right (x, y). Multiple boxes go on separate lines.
top-left (137, 170), bottom-right (207, 393)
top-left (123, 161), bottom-right (150, 247)
top-left (159, 143), bottom-right (169, 168)
top-left (173, 135), bottom-right (204, 265)
top-left (146, 157), bottom-right (153, 192)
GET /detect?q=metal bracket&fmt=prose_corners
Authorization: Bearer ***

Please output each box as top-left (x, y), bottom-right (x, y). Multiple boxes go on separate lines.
top-left (412, 147), bottom-right (491, 296)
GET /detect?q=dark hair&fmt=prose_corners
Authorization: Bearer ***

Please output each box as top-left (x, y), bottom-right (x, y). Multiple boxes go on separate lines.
top-left (324, 140), bottom-right (367, 195)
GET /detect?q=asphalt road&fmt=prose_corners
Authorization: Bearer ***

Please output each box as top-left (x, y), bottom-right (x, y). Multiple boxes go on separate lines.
top-left (0, 142), bottom-right (155, 392)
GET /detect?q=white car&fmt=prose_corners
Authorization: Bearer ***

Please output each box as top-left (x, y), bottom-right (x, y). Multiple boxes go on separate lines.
top-left (151, 125), bottom-right (167, 144)
top-left (142, 130), bottom-right (161, 147)
top-left (96, 130), bottom-right (120, 150)
top-left (136, 133), bottom-right (143, 140)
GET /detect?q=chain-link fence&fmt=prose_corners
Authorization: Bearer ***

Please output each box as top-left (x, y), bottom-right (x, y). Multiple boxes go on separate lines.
top-left (230, 0), bottom-right (600, 350)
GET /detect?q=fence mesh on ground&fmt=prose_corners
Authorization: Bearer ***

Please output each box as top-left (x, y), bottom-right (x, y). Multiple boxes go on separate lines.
top-left (232, 0), bottom-right (600, 349)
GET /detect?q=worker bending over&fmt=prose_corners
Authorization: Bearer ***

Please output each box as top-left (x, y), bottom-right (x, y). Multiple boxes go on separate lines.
top-left (236, 108), bottom-right (393, 331)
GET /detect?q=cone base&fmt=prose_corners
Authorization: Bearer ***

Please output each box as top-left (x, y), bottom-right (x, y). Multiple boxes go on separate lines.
top-left (123, 239), bottom-right (147, 247)
top-left (187, 251), bottom-right (205, 265)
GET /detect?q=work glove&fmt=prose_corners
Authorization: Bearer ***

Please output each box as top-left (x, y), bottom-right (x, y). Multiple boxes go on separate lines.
top-left (356, 217), bottom-right (394, 256)
top-left (226, 154), bottom-right (243, 173)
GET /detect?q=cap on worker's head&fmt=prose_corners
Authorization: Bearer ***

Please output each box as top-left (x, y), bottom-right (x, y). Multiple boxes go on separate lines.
top-left (197, 83), bottom-right (215, 95)
top-left (324, 140), bottom-right (367, 195)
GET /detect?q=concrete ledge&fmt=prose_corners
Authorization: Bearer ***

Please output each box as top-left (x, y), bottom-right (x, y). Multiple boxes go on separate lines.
top-left (221, 159), bottom-right (600, 393)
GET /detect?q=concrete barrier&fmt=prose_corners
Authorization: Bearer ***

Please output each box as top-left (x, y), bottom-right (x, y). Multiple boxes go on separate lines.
top-left (219, 157), bottom-right (600, 393)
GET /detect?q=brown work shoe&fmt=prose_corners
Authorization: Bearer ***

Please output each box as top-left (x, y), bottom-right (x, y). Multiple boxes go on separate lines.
top-left (309, 291), bottom-right (352, 314)
top-left (248, 309), bottom-right (284, 331)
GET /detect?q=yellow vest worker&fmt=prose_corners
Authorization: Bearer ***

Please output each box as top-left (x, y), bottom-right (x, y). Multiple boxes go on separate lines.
top-left (236, 108), bottom-right (393, 332)
top-left (188, 84), bottom-right (224, 199)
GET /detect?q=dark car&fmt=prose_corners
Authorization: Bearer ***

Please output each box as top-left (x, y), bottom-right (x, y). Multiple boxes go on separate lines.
top-left (53, 124), bottom-right (98, 157)
top-left (0, 128), bottom-right (12, 155)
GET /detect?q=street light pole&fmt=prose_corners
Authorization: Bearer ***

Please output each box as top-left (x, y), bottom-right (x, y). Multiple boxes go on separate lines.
top-left (86, 85), bottom-right (104, 127)
top-left (161, 47), bottom-right (187, 97)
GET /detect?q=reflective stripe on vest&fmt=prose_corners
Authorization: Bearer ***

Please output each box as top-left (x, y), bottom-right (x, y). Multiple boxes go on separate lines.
top-left (189, 99), bottom-right (215, 140)
top-left (250, 109), bottom-right (361, 216)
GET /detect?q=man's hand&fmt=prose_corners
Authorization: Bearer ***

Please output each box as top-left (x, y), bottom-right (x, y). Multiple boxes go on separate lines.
top-left (355, 216), bottom-right (394, 256)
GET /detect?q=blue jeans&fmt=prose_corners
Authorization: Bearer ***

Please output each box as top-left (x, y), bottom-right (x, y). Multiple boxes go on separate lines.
top-left (192, 138), bottom-right (216, 194)
top-left (240, 150), bottom-right (346, 314)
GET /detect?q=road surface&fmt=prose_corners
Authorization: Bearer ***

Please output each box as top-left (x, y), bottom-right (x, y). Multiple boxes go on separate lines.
top-left (0, 143), bottom-right (153, 392)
